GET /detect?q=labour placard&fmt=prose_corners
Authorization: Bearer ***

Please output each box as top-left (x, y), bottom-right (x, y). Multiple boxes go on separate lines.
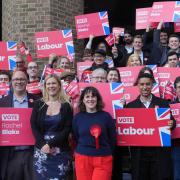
top-left (116, 108), bottom-right (171, 146)
top-left (0, 41), bottom-right (17, 70)
top-left (0, 108), bottom-right (34, 146)
top-left (170, 103), bottom-right (180, 139)
top-left (75, 11), bottom-right (110, 39)
top-left (149, 1), bottom-right (180, 22)
top-left (35, 29), bottom-right (75, 58)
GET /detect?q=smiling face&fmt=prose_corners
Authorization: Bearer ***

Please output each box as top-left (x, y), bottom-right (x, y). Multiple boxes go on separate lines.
top-left (169, 37), bottom-right (180, 51)
top-left (107, 70), bottom-right (120, 82)
top-left (138, 77), bottom-right (153, 98)
top-left (59, 57), bottom-right (70, 69)
top-left (83, 91), bottom-right (97, 113)
top-left (12, 71), bottom-right (28, 94)
top-left (45, 77), bottom-right (60, 98)
top-left (127, 55), bottom-right (141, 67)
top-left (93, 53), bottom-right (105, 65)
top-left (133, 37), bottom-right (143, 51)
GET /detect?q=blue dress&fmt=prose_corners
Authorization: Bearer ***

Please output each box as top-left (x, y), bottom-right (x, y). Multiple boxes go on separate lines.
top-left (33, 114), bottom-right (72, 180)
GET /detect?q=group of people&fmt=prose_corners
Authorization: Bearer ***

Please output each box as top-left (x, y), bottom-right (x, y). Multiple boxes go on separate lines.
top-left (0, 20), bottom-right (180, 180)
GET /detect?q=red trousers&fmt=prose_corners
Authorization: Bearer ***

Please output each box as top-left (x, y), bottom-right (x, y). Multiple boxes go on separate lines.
top-left (75, 153), bottom-right (113, 180)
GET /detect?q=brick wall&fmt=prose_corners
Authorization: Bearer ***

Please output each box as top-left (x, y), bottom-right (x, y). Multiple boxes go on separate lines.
top-left (2, 0), bottom-right (84, 69)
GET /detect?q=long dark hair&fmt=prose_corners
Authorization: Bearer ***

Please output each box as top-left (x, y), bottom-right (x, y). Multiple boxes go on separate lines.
top-left (79, 86), bottom-right (104, 112)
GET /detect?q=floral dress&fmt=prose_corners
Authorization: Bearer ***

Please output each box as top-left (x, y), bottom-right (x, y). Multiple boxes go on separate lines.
top-left (33, 114), bottom-right (72, 180)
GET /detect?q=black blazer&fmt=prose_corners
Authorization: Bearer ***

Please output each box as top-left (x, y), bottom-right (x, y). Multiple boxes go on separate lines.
top-left (0, 93), bottom-right (38, 180)
top-left (126, 94), bottom-right (174, 180)
top-left (30, 99), bottom-right (73, 150)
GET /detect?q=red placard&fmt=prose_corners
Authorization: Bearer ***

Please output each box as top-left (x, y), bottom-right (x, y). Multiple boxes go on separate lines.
top-left (123, 84), bottom-right (160, 104)
top-left (78, 83), bottom-right (124, 118)
top-left (124, 86), bottom-right (139, 104)
top-left (26, 82), bottom-right (42, 95)
top-left (63, 81), bottom-right (79, 99)
top-left (75, 11), bottom-right (110, 39)
top-left (0, 41), bottom-right (17, 70)
top-left (170, 103), bottom-right (180, 139)
top-left (0, 83), bottom-right (10, 96)
top-left (118, 66), bottom-right (143, 87)
top-left (116, 108), bottom-right (171, 146)
top-left (174, 22), bottom-right (180, 32)
top-left (77, 61), bottom-right (93, 81)
top-left (105, 33), bottom-right (115, 46)
top-left (0, 108), bottom-right (35, 146)
top-left (35, 29), bottom-right (74, 58)
top-left (42, 66), bottom-right (65, 77)
top-left (157, 67), bottom-right (180, 95)
top-left (149, 1), bottom-right (180, 22)
top-left (136, 7), bottom-right (152, 30)
top-left (112, 27), bottom-right (124, 37)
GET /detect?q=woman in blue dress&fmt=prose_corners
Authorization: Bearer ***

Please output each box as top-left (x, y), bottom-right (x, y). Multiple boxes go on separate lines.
top-left (31, 74), bottom-right (73, 180)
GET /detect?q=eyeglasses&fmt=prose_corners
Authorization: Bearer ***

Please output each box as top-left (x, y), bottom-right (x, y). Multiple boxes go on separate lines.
top-left (12, 78), bottom-right (27, 82)
top-left (0, 78), bottom-right (9, 82)
top-left (28, 66), bottom-right (38, 70)
top-left (92, 76), bottom-right (106, 80)
top-left (16, 61), bottom-right (24, 64)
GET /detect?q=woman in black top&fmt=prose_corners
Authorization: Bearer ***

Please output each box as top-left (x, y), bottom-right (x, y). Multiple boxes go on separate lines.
top-left (31, 74), bottom-right (73, 180)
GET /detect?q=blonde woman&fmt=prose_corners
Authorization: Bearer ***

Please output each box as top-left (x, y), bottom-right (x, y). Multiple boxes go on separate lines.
top-left (31, 74), bottom-right (73, 180)
top-left (57, 56), bottom-right (71, 70)
top-left (126, 54), bottom-right (142, 67)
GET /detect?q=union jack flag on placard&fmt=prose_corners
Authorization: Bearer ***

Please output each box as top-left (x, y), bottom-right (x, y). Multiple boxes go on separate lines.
top-left (110, 83), bottom-right (124, 94)
top-left (159, 126), bottom-right (171, 146)
top-left (155, 108), bottom-right (170, 121)
top-left (112, 100), bottom-right (124, 118)
top-left (99, 11), bottom-right (108, 19)
top-left (62, 29), bottom-right (73, 38)
top-left (102, 22), bottom-right (110, 35)
top-left (6, 41), bottom-right (17, 51)
top-left (173, 11), bottom-right (180, 22)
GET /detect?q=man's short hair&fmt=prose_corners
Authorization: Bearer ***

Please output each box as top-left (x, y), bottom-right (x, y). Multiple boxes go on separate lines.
top-left (167, 51), bottom-right (178, 60)
top-left (169, 34), bottom-right (180, 42)
top-left (0, 70), bottom-right (11, 81)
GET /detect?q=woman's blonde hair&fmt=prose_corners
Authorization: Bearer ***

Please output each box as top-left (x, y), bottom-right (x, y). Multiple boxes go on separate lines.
top-left (57, 56), bottom-right (71, 69)
top-left (43, 74), bottom-right (70, 103)
top-left (126, 54), bottom-right (142, 67)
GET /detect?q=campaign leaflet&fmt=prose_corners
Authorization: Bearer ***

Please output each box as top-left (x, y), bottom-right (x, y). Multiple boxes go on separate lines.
top-left (116, 108), bottom-right (171, 146)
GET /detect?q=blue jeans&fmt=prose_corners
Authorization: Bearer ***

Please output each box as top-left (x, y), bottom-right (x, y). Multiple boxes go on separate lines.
top-left (172, 147), bottom-right (180, 180)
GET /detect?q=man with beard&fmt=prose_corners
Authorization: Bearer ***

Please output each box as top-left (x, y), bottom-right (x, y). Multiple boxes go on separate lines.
top-left (112, 29), bottom-right (133, 67)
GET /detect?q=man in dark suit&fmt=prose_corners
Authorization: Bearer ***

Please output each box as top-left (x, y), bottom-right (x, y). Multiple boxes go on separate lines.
top-left (0, 70), bottom-right (38, 180)
top-left (126, 73), bottom-right (175, 180)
